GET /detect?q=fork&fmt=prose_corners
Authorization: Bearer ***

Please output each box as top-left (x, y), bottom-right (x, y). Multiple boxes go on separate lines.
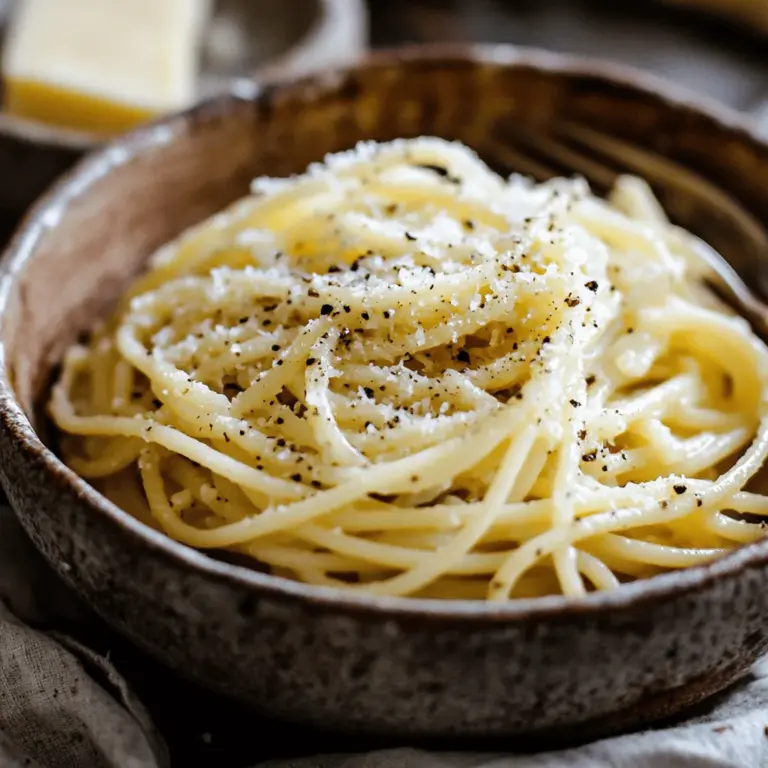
top-left (482, 124), bottom-right (768, 335)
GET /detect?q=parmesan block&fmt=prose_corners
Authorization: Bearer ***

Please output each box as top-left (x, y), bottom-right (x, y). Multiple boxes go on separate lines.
top-left (3, 0), bottom-right (211, 134)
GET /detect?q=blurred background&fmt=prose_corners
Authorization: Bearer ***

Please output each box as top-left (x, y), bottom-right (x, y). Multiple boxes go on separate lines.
top-left (366, 0), bottom-right (768, 119)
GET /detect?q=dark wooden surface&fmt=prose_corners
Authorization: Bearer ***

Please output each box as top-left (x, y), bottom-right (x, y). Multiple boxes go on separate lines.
top-left (8, 4), bottom-right (768, 768)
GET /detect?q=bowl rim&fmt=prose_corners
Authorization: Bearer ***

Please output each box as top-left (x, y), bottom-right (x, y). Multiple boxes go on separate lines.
top-left (2, 42), bottom-right (768, 623)
top-left (0, 0), bottom-right (367, 151)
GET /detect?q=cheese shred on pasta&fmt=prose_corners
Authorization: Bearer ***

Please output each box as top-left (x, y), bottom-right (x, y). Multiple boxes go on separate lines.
top-left (49, 137), bottom-right (768, 601)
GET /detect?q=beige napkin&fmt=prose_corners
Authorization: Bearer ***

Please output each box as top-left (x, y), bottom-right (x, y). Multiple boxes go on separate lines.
top-left (0, 603), bottom-right (167, 768)
top-left (0, 505), bottom-right (168, 768)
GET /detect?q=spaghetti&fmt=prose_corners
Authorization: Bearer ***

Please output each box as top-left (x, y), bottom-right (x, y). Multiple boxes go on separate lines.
top-left (50, 137), bottom-right (768, 600)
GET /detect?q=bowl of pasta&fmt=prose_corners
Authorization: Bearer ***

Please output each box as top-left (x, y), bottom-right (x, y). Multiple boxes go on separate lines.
top-left (1, 44), bottom-right (768, 742)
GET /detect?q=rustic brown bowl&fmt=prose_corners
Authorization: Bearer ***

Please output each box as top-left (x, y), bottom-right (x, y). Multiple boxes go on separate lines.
top-left (1, 45), bottom-right (768, 744)
top-left (0, 0), bottom-right (367, 222)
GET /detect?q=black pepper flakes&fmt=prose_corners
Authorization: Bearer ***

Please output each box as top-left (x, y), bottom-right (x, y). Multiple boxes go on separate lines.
top-left (416, 163), bottom-right (449, 178)
top-left (582, 451), bottom-right (597, 462)
top-left (320, 304), bottom-right (334, 316)
top-left (585, 280), bottom-right (599, 292)
top-left (673, 484), bottom-right (687, 495)
top-left (456, 350), bottom-right (470, 364)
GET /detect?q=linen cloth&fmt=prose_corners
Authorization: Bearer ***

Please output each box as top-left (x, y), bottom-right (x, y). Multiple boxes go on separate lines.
top-left (2, 503), bottom-right (768, 768)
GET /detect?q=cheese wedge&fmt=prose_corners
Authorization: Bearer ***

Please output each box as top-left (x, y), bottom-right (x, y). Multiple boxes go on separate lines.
top-left (3, 0), bottom-right (211, 134)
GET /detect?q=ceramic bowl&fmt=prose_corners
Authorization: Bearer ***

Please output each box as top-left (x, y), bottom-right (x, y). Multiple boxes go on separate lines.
top-left (0, 0), bottom-right (367, 221)
top-left (1, 45), bottom-right (768, 744)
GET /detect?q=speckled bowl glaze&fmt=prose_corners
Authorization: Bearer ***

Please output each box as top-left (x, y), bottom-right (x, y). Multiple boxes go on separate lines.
top-left (1, 45), bottom-right (768, 743)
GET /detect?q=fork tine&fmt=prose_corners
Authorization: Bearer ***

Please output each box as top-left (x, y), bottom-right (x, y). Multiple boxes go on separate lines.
top-left (481, 124), bottom-right (768, 331)
top-left (514, 122), bottom-right (768, 318)
top-left (512, 131), bottom-right (618, 190)
top-left (559, 123), bottom-right (768, 254)
top-left (690, 234), bottom-right (765, 313)
top-left (485, 123), bottom-right (768, 265)
top-left (481, 139), bottom-right (558, 183)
